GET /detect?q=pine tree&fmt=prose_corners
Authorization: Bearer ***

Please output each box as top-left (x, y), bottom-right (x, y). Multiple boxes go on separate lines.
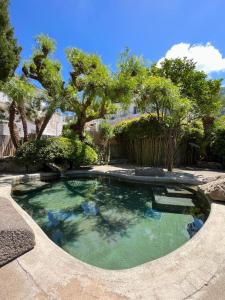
top-left (0, 0), bottom-right (21, 82)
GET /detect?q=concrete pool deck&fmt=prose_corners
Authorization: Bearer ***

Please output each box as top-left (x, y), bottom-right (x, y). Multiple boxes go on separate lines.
top-left (1, 165), bottom-right (225, 299)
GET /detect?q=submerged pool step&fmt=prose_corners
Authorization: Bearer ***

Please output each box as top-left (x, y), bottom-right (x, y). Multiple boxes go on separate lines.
top-left (165, 188), bottom-right (194, 199)
top-left (154, 195), bottom-right (195, 207)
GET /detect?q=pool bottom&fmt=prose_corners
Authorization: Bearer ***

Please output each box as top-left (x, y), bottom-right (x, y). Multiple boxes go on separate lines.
top-left (14, 176), bottom-right (209, 270)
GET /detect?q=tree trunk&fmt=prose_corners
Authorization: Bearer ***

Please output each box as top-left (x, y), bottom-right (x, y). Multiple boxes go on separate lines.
top-left (70, 118), bottom-right (86, 140)
top-left (36, 111), bottom-right (53, 140)
top-left (202, 116), bottom-right (215, 137)
top-left (8, 100), bottom-right (20, 149)
top-left (17, 103), bottom-right (28, 142)
top-left (106, 141), bottom-right (110, 164)
top-left (35, 119), bottom-right (42, 136)
top-left (166, 128), bottom-right (176, 172)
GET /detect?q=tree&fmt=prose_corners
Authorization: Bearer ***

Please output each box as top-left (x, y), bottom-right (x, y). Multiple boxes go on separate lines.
top-left (0, 0), bottom-right (22, 148)
top-left (22, 35), bottom-right (65, 140)
top-left (0, 0), bottom-right (21, 82)
top-left (2, 77), bottom-right (35, 147)
top-left (64, 48), bottom-right (117, 139)
top-left (25, 90), bottom-right (48, 137)
top-left (135, 76), bottom-right (181, 121)
top-left (23, 35), bottom-right (120, 141)
top-left (151, 58), bottom-right (222, 135)
top-left (114, 48), bottom-right (149, 107)
top-left (98, 121), bottom-right (114, 163)
top-left (135, 76), bottom-right (191, 171)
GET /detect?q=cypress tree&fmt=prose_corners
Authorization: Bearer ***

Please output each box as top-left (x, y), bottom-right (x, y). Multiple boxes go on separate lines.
top-left (0, 0), bottom-right (21, 82)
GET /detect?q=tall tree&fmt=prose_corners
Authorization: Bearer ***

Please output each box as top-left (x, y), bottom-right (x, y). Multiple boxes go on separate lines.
top-left (22, 35), bottom-right (65, 139)
top-left (64, 48), bottom-right (117, 139)
top-left (116, 53), bottom-right (192, 171)
top-left (0, 0), bottom-right (21, 82)
top-left (0, 0), bottom-right (22, 148)
top-left (151, 58), bottom-right (222, 134)
top-left (135, 76), bottom-right (191, 171)
top-left (3, 77), bottom-right (35, 147)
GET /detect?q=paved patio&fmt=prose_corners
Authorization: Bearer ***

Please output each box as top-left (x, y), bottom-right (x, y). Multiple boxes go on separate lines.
top-left (0, 165), bottom-right (225, 299)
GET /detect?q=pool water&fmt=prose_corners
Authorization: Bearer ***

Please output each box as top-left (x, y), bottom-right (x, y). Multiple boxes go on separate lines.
top-left (14, 176), bottom-right (209, 270)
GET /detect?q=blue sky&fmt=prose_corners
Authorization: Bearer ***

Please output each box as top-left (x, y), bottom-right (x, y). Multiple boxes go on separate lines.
top-left (10, 0), bottom-right (225, 81)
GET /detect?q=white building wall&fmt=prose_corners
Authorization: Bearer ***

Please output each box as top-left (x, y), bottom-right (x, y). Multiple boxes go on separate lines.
top-left (0, 92), bottom-right (10, 103)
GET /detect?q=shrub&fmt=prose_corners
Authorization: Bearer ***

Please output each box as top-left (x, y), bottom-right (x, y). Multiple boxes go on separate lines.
top-left (97, 121), bottom-right (114, 164)
top-left (39, 137), bottom-right (73, 163)
top-left (15, 140), bottom-right (46, 165)
top-left (71, 140), bottom-right (98, 167)
top-left (211, 129), bottom-right (225, 166)
top-left (62, 123), bottom-right (94, 147)
top-left (16, 137), bottom-right (98, 168)
top-left (214, 115), bottom-right (225, 131)
top-left (113, 114), bottom-right (167, 139)
top-left (179, 120), bottom-right (204, 146)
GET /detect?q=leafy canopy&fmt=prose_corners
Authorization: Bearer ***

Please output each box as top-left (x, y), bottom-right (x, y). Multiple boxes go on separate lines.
top-left (0, 0), bottom-right (21, 82)
top-left (151, 58), bottom-right (222, 118)
top-left (64, 47), bottom-right (117, 122)
top-left (2, 76), bottom-right (35, 105)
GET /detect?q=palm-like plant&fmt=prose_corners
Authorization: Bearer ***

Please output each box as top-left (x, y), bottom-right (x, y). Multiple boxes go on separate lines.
top-left (2, 77), bottom-right (35, 147)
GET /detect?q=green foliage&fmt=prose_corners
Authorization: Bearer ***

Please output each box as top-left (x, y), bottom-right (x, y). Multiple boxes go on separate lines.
top-left (213, 115), bottom-right (225, 131)
top-left (62, 122), bottom-right (94, 146)
top-left (180, 120), bottom-right (204, 147)
top-left (63, 48), bottom-right (118, 137)
top-left (72, 139), bottom-right (98, 167)
top-left (16, 137), bottom-right (98, 167)
top-left (151, 58), bottom-right (222, 120)
top-left (97, 121), bottom-right (114, 164)
top-left (16, 139), bottom-right (46, 165)
top-left (113, 48), bottom-right (148, 108)
top-left (211, 129), bottom-right (225, 166)
top-left (22, 34), bottom-right (64, 139)
top-left (0, 0), bottom-right (21, 82)
top-left (2, 76), bottom-right (35, 104)
top-left (135, 75), bottom-right (191, 124)
top-left (98, 121), bottom-right (114, 141)
top-left (62, 122), bottom-right (79, 139)
top-left (22, 35), bottom-right (63, 98)
top-left (39, 137), bottom-right (72, 163)
top-left (209, 117), bottom-right (225, 166)
top-left (114, 114), bottom-right (168, 139)
top-left (35, 34), bottom-right (56, 55)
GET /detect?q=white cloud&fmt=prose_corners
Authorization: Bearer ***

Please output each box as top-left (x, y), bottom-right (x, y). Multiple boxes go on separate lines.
top-left (158, 43), bottom-right (225, 74)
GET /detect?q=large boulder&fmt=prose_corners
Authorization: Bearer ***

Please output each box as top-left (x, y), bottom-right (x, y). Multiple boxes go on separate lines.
top-left (135, 167), bottom-right (165, 177)
top-left (198, 178), bottom-right (225, 201)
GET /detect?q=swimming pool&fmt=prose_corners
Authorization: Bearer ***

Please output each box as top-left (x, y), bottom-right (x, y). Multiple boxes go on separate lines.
top-left (13, 176), bottom-right (209, 270)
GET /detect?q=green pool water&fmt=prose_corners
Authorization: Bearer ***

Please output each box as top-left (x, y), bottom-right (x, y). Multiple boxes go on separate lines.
top-left (14, 176), bottom-right (209, 270)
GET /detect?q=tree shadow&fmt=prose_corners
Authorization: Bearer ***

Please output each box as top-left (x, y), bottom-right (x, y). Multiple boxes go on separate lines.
top-left (42, 217), bottom-right (83, 247)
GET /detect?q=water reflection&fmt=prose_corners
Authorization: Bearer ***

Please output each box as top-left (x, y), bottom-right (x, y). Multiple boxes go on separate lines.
top-left (14, 176), bottom-right (210, 269)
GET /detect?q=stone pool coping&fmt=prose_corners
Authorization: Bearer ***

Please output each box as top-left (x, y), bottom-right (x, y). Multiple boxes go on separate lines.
top-left (1, 167), bottom-right (225, 299)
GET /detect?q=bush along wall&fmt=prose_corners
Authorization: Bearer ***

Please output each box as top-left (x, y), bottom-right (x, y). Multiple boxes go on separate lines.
top-left (113, 114), bottom-right (170, 166)
top-left (113, 114), bottom-right (205, 167)
top-left (15, 137), bottom-right (98, 171)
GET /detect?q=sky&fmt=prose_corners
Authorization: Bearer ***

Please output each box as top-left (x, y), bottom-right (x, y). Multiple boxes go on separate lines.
top-left (10, 0), bottom-right (225, 82)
